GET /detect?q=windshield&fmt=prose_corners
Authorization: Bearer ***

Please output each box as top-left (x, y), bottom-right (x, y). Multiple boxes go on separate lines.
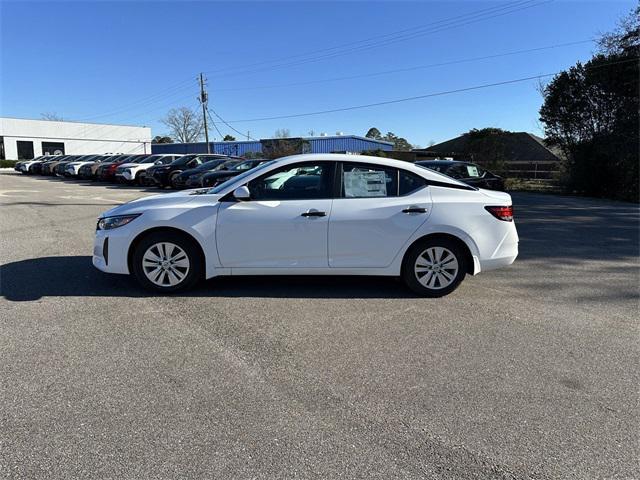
top-left (174, 155), bottom-right (196, 164)
top-left (208, 160), bottom-right (276, 194)
top-left (217, 160), bottom-right (240, 170)
top-left (199, 159), bottom-right (226, 169)
top-left (139, 156), bottom-right (160, 164)
top-left (232, 160), bottom-right (260, 171)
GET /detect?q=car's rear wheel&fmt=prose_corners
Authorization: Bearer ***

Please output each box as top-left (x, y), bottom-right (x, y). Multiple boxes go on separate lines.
top-left (401, 237), bottom-right (467, 297)
top-left (131, 232), bottom-right (203, 292)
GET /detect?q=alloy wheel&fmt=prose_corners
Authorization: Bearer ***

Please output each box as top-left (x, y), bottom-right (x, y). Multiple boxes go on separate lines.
top-left (414, 246), bottom-right (459, 290)
top-left (142, 242), bottom-right (190, 287)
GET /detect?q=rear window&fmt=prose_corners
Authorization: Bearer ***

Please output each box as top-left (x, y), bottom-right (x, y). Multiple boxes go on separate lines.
top-left (399, 170), bottom-right (428, 195)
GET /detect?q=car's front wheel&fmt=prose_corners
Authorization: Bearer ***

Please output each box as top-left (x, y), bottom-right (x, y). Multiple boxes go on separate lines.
top-left (131, 232), bottom-right (203, 292)
top-left (135, 171), bottom-right (146, 186)
top-left (169, 171), bottom-right (182, 189)
top-left (401, 238), bottom-right (467, 297)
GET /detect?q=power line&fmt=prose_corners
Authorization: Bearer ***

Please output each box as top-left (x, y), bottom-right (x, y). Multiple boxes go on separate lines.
top-left (205, 107), bottom-right (226, 141)
top-left (75, 34), bottom-right (575, 126)
top-left (203, 0), bottom-right (538, 76)
top-left (219, 57), bottom-right (639, 124)
top-left (205, 0), bottom-right (550, 79)
top-left (216, 39), bottom-right (594, 92)
top-left (76, 77), bottom-right (197, 121)
top-left (70, 92), bottom-right (199, 140)
top-left (65, 1), bottom-right (551, 125)
top-left (207, 107), bottom-right (258, 141)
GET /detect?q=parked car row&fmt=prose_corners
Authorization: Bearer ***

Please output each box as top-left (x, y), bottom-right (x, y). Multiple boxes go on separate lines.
top-left (14, 153), bottom-right (273, 189)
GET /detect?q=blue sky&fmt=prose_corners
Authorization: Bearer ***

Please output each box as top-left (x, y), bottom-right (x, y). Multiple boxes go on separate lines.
top-left (1, 1), bottom-right (634, 145)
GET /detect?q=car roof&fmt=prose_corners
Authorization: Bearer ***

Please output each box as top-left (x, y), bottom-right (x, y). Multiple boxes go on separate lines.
top-left (417, 160), bottom-right (471, 165)
top-left (274, 154), bottom-right (470, 187)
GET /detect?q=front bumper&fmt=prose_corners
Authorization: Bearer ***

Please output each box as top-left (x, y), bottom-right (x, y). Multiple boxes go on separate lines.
top-left (185, 177), bottom-right (203, 188)
top-left (92, 229), bottom-right (131, 275)
top-left (78, 167), bottom-right (93, 178)
top-left (151, 170), bottom-right (171, 186)
top-left (122, 169), bottom-right (139, 182)
top-left (172, 176), bottom-right (189, 189)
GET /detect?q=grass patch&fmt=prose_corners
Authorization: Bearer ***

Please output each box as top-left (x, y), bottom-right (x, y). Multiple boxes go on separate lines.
top-left (505, 178), bottom-right (561, 193)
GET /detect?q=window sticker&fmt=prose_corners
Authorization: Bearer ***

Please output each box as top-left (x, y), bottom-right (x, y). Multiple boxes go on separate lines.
top-left (466, 165), bottom-right (479, 177)
top-left (344, 170), bottom-right (387, 197)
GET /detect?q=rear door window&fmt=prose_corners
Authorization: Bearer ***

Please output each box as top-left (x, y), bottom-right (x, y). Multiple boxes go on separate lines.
top-left (341, 163), bottom-right (397, 198)
top-left (464, 164), bottom-right (483, 178)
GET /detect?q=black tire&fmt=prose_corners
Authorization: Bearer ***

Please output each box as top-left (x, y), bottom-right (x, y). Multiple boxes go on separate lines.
top-left (169, 171), bottom-right (182, 189)
top-left (131, 231), bottom-right (204, 293)
top-left (136, 172), bottom-right (146, 186)
top-left (401, 237), bottom-right (467, 297)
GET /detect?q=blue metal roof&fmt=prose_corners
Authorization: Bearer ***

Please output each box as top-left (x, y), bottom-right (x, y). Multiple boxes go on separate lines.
top-left (151, 135), bottom-right (393, 155)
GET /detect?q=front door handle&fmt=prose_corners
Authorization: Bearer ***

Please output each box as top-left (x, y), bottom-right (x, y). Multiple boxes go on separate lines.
top-left (301, 209), bottom-right (326, 217)
top-left (402, 207), bottom-right (428, 214)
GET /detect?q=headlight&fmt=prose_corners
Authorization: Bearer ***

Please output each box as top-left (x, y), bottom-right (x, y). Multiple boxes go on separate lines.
top-left (124, 169), bottom-right (132, 175)
top-left (97, 214), bottom-right (141, 230)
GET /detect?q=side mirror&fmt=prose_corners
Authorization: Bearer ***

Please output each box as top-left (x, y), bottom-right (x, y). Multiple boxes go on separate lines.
top-left (233, 185), bottom-right (251, 201)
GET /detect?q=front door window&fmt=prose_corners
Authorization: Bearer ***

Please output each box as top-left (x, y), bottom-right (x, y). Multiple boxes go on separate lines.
top-left (248, 163), bottom-right (332, 200)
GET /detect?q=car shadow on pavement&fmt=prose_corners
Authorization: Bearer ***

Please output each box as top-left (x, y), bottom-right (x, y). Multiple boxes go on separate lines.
top-left (0, 256), bottom-right (413, 301)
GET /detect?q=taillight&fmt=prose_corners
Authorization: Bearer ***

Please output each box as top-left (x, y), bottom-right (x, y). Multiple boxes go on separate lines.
top-left (485, 205), bottom-right (513, 222)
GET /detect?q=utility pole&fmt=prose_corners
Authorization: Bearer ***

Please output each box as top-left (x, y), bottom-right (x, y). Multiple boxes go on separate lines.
top-left (199, 73), bottom-right (211, 153)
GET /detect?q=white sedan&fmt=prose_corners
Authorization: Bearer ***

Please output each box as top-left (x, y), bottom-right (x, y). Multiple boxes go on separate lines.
top-left (115, 154), bottom-right (177, 184)
top-left (93, 154), bottom-right (518, 297)
top-left (19, 157), bottom-right (47, 173)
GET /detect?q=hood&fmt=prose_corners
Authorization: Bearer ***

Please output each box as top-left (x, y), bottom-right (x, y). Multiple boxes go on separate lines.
top-left (203, 169), bottom-right (235, 179)
top-left (99, 189), bottom-right (221, 217)
top-left (117, 162), bottom-right (139, 169)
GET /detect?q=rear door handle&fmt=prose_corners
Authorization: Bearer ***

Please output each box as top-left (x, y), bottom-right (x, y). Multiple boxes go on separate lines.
top-left (301, 210), bottom-right (326, 217)
top-left (402, 207), bottom-right (428, 214)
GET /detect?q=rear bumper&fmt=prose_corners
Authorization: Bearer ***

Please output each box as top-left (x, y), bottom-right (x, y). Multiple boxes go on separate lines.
top-left (478, 225), bottom-right (519, 272)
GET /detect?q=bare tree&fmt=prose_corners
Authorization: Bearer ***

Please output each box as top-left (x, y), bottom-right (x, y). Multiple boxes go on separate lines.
top-left (274, 128), bottom-right (290, 138)
top-left (41, 112), bottom-right (63, 121)
top-left (161, 107), bottom-right (203, 143)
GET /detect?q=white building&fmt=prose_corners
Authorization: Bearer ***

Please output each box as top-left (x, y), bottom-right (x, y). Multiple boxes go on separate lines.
top-left (0, 117), bottom-right (152, 160)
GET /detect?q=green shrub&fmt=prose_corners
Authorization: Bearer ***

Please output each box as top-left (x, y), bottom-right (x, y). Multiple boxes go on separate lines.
top-left (0, 160), bottom-right (18, 168)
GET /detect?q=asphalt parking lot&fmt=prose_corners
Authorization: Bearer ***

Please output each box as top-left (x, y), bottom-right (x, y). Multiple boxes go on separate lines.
top-left (1, 171), bottom-right (638, 479)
